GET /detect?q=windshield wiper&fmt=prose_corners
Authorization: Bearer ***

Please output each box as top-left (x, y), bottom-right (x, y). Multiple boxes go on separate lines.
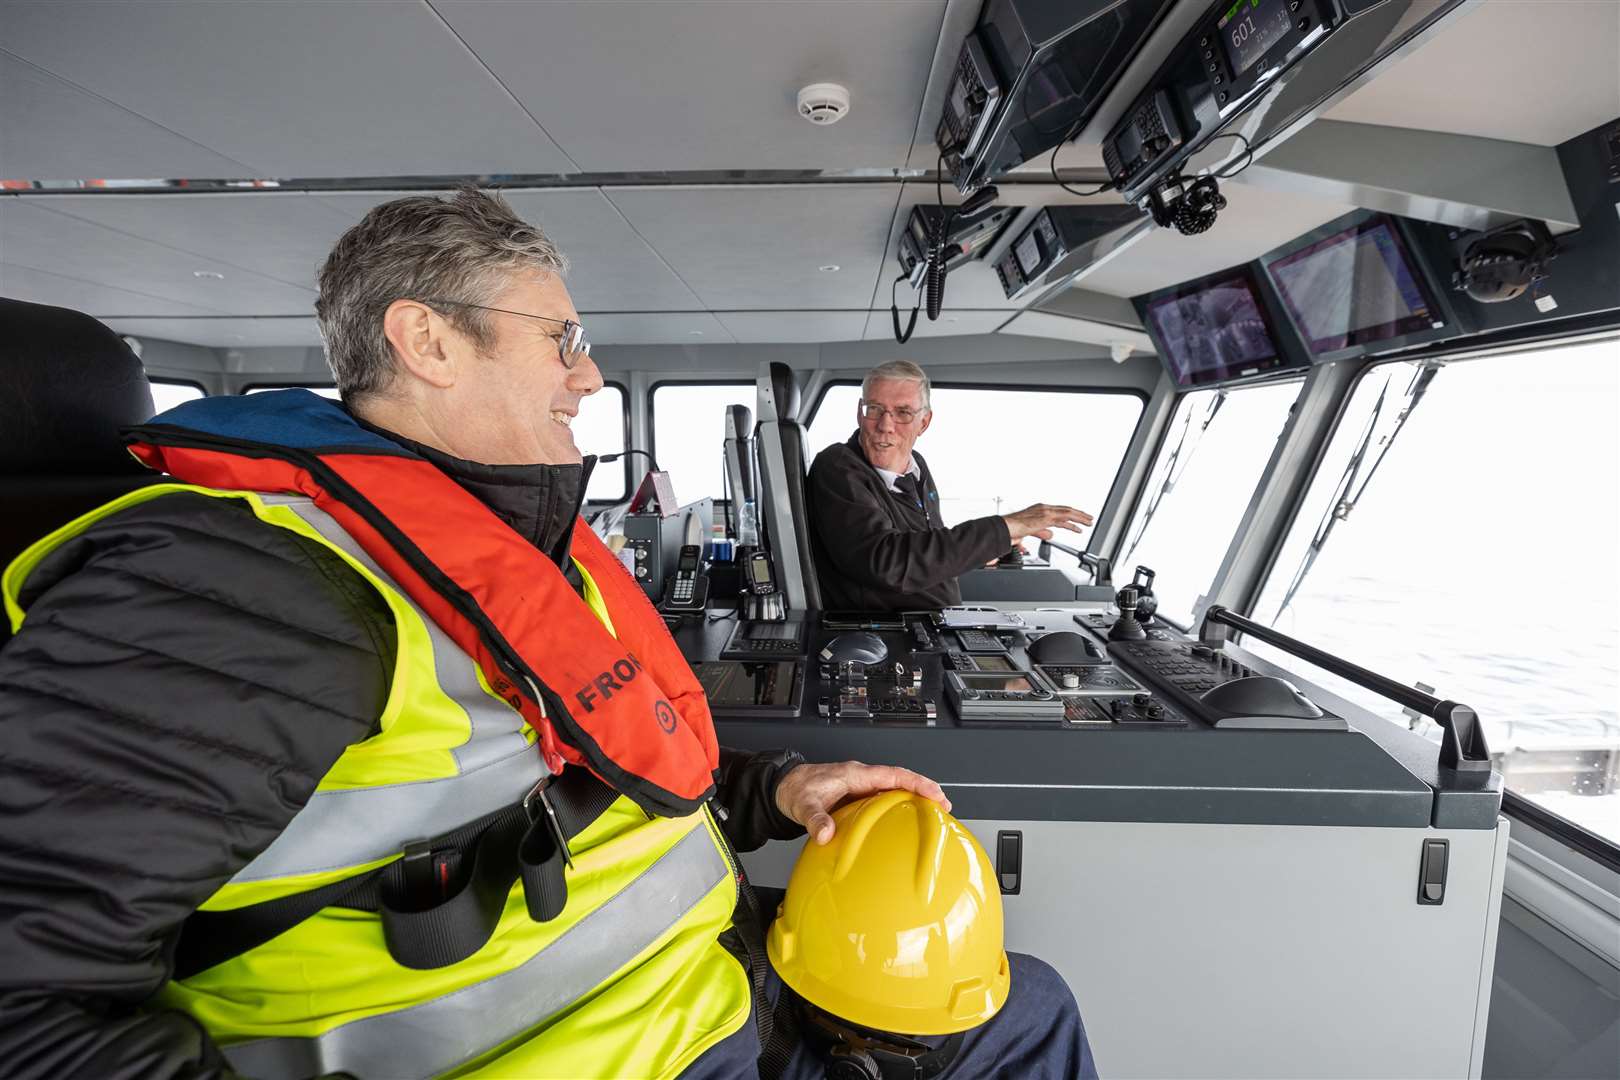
top-left (1119, 390), bottom-right (1226, 569)
top-left (1270, 362), bottom-right (1441, 622)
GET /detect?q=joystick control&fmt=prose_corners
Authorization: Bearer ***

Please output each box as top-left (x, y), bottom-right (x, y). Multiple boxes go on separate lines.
top-left (1108, 586), bottom-right (1148, 642)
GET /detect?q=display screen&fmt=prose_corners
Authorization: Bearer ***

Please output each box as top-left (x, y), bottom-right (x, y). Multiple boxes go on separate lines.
top-left (677, 547), bottom-right (699, 572)
top-left (694, 661), bottom-right (798, 708)
top-left (1014, 230), bottom-right (1043, 277)
top-left (1142, 270), bottom-right (1288, 386)
top-left (970, 655), bottom-right (1019, 673)
top-left (1218, 0), bottom-right (1295, 76)
top-left (1265, 217), bottom-right (1443, 355)
top-left (962, 673), bottom-right (1038, 694)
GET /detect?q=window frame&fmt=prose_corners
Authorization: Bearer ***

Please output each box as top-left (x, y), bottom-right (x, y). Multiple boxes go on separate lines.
top-left (647, 378), bottom-right (756, 506)
top-left (802, 378), bottom-right (1151, 540)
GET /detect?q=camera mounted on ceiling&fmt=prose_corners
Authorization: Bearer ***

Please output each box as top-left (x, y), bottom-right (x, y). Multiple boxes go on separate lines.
top-left (1452, 219), bottom-right (1558, 304)
top-left (891, 184), bottom-right (1002, 343)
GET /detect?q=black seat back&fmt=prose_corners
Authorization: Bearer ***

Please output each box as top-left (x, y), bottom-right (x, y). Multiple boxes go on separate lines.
top-left (754, 361), bottom-right (820, 610)
top-left (1, 299), bottom-right (158, 644)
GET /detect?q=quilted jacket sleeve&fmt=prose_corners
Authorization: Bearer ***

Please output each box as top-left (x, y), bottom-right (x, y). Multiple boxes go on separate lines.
top-left (0, 493), bottom-right (394, 1080)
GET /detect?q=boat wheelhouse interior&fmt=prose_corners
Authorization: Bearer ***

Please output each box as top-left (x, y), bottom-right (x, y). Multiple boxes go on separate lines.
top-left (1, 0), bottom-right (1617, 1076)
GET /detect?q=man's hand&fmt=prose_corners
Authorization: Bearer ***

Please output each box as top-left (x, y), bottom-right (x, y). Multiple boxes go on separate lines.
top-left (1002, 503), bottom-right (1094, 543)
top-left (774, 761), bottom-right (952, 845)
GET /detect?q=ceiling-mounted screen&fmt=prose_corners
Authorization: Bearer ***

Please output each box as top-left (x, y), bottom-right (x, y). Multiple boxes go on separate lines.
top-left (1264, 215), bottom-right (1446, 355)
top-left (1140, 267), bottom-right (1297, 387)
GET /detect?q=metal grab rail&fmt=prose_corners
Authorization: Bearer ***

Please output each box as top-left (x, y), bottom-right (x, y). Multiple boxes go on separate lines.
top-left (1036, 540), bottom-right (1113, 587)
top-left (1200, 605), bottom-right (1492, 773)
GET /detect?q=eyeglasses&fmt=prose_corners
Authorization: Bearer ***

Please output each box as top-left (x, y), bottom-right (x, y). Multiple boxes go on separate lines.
top-left (859, 401), bottom-right (926, 425)
top-left (421, 299), bottom-right (591, 370)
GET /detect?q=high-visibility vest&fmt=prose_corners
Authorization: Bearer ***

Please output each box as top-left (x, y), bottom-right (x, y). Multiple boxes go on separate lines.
top-left (3, 484), bottom-right (752, 1080)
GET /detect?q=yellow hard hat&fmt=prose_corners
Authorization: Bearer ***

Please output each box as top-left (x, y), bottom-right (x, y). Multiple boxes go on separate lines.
top-left (766, 790), bottom-right (1010, 1036)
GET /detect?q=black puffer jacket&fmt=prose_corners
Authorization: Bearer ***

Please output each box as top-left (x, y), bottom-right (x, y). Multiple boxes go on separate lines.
top-left (0, 446), bottom-right (803, 1079)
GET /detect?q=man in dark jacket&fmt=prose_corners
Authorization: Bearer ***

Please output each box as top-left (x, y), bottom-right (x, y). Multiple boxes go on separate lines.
top-left (806, 360), bottom-right (1095, 611)
top-left (0, 192), bottom-right (1094, 1078)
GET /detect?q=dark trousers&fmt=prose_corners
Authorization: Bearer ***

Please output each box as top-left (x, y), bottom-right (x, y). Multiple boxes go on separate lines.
top-left (684, 951), bottom-right (1098, 1079)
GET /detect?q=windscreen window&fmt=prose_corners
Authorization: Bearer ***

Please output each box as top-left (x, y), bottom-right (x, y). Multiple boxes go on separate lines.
top-left (806, 384), bottom-right (1144, 535)
top-left (1142, 272), bottom-right (1284, 386)
top-left (1116, 381), bottom-right (1301, 625)
top-left (651, 383), bottom-right (754, 505)
top-left (1248, 340), bottom-right (1619, 844)
top-left (1266, 217), bottom-right (1441, 354)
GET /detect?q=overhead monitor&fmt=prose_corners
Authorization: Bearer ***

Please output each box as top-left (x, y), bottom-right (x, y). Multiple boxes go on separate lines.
top-left (1265, 215), bottom-right (1445, 356)
top-left (1139, 267), bottom-right (1298, 387)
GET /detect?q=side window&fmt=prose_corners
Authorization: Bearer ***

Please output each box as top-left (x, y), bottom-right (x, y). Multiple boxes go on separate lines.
top-left (148, 379), bottom-right (206, 412)
top-left (806, 382), bottom-right (1146, 534)
top-left (1115, 381), bottom-right (1302, 626)
top-left (1248, 340), bottom-right (1619, 844)
top-left (650, 382), bottom-right (754, 505)
top-left (244, 384), bottom-right (342, 399)
top-left (576, 384), bottom-right (628, 502)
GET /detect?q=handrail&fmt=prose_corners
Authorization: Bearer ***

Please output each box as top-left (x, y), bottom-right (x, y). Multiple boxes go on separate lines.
top-left (1036, 540), bottom-right (1113, 587)
top-left (1200, 605), bottom-right (1492, 772)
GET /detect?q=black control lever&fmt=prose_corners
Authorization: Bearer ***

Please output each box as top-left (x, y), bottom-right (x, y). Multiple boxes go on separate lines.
top-left (1199, 606), bottom-right (1492, 772)
top-left (1035, 539), bottom-right (1112, 587)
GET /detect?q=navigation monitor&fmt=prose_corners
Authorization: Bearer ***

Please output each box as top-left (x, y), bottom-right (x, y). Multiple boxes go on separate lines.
top-left (692, 660), bottom-right (801, 713)
top-left (1265, 216), bottom-right (1445, 355)
top-left (1140, 267), bottom-right (1294, 387)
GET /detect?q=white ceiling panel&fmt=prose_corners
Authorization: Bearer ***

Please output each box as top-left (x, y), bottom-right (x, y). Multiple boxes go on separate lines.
top-left (0, 53), bottom-right (257, 181)
top-left (311, 188), bottom-right (708, 313)
top-left (605, 186), bottom-right (900, 310)
top-left (105, 316), bottom-right (325, 349)
top-left (0, 0), bottom-right (574, 178)
top-left (0, 263), bottom-right (219, 317)
top-left (1325, 0), bottom-right (1620, 147)
top-left (1075, 182), bottom-right (1354, 299)
top-left (715, 311), bottom-right (869, 344)
top-left (861, 308), bottom-right (1010, 341)
top-left (434, 0), bottom-right (945, 172)
top-left (22, 193), bottom-right (357, 290)
top-left (585, 311), bottom-right (735, 346)
top-left (0, 199), bottom-right (317, 314)
top-left (997, 310), bottom-right (1153, 353)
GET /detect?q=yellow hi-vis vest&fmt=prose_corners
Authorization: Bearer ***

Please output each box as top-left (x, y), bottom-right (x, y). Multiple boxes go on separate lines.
top-left (2, 484), bottom-right (752, 1080)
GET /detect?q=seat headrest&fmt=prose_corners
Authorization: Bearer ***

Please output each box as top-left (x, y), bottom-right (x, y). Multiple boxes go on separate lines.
top-left (1, 298), bottom-right (155, 475)
top-left (767, 361), bottom-right (801, 423)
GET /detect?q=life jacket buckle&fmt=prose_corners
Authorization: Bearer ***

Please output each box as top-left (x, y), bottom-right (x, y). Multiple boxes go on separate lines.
top-left (523, 776), bottom-right (575, 870)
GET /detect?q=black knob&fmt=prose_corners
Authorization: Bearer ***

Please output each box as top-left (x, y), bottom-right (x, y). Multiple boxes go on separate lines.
top-left (1132, 693), bottom-right (1151, 708)
top-left (1191, 645), bottom-right (1213, 660)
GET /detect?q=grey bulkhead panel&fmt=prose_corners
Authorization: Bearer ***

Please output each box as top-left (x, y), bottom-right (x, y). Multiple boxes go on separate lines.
top-left (743, 817), bottom-right (1511, 1079)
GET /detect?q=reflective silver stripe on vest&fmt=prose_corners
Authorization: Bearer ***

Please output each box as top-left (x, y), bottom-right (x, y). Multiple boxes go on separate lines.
top-left (230, 496), bottom-right (545, 883)
top-left (221, 822), bottom-right (729, 1080)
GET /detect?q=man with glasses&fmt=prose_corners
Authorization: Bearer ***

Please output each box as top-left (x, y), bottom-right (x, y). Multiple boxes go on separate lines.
top-left (0, 189), bottom-right (1093, 1078)
top-left (807, 360), bottom-right (1094, 611)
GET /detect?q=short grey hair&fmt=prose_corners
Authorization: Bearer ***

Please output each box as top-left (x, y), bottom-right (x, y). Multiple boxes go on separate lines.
top-left (861, 359), bottom-right (931, 410)
top-left (315, 187), bottom-right (568, 401)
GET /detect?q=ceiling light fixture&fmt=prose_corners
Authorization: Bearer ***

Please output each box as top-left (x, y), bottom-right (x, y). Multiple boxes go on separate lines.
top-left (192, 270), bottom-right (225, 280)
top-left (818, 265), bottom-right (841, 273)
top-left (688, 330), bottom-right (705, 336)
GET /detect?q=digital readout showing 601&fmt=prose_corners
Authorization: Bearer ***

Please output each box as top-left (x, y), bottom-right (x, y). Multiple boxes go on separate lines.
top-left (1217, 0), bottom-right (1295, 78)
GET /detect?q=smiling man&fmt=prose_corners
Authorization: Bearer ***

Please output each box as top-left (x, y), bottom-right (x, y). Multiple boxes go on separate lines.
top-left (0, 191), bottom-right (1104, 1079)
top-left (806, 360), bottom-right (1095, 611)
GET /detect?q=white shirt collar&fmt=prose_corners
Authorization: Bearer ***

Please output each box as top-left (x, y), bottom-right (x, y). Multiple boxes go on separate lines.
top-left (873, 456), bottom-right (920, 493)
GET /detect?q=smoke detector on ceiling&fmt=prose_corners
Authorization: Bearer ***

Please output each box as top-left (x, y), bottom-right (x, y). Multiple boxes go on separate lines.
top-left (798, 83), bottom-right (850, 126)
